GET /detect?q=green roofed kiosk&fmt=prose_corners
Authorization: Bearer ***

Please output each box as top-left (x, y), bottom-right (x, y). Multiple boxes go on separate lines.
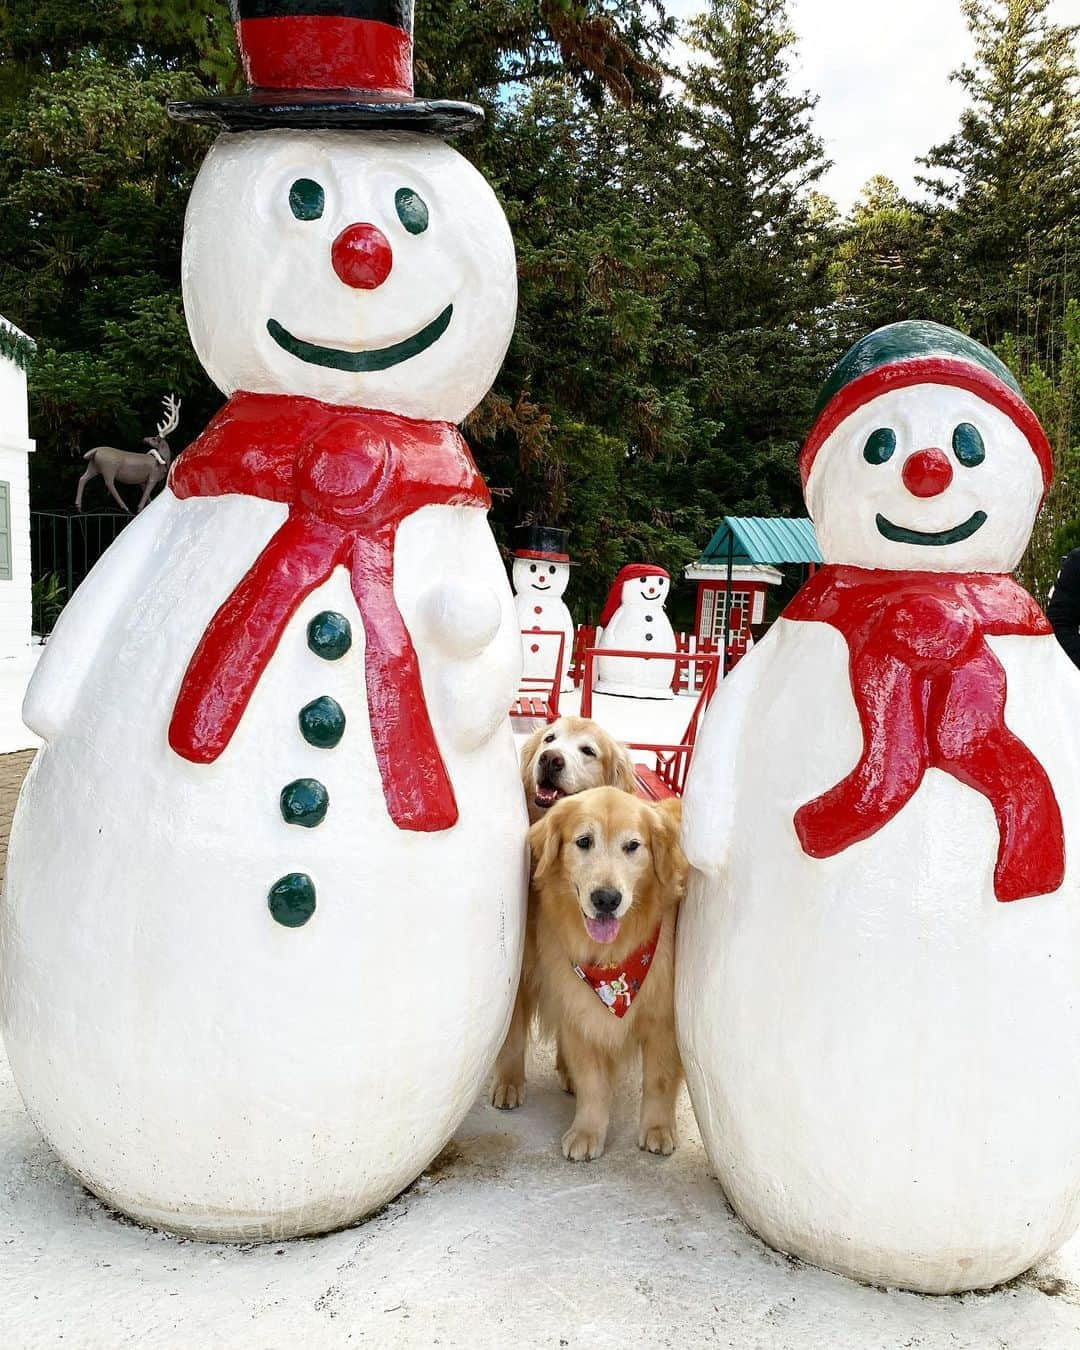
top-left (685, 516), bottom-right (822, 672)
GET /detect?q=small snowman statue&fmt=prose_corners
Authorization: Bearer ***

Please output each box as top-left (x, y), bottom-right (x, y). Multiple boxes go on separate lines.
top-left (594, 564), bottom-right (675, 698)
top-left (0, 1), bottom-right (526, 1240)
top-left (511, 525), bottom-right (576, 692)
top-left (679, 321), bottom-right (1080, 1293)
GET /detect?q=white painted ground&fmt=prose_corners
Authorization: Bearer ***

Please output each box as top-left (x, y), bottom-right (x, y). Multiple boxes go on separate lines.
top-left (2, 1038), bottom-right (1080, 1349)
top-left (4, 683), bottom-right (1080, 1347)
top-left (0, 648), bottom-right (39, 754)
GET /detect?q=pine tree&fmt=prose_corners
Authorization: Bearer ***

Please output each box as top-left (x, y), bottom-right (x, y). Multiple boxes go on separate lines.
top-left (678, 0), bottom-right (837, 524)
top-left (919, 0), bottom-right (1080, 355)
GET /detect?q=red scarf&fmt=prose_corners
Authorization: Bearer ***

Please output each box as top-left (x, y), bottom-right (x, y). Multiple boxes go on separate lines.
top-left (167, 392), bottom-right (491, 833)
top-left (783, 565), bottom-right (1064, 902)
top-left (573, 925), bottom-right (662, 1017)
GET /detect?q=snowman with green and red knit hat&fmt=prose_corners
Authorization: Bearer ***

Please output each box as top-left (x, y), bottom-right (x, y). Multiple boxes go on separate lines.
top-left (1, 0), bottom-right (527, 1242)
top-left (678, 320), bottom-right (1080, 1293)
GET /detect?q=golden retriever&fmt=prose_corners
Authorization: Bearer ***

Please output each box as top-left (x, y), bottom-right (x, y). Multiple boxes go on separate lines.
top-left (492, 787), bottom-right (687, 1161)
top-left (519, 717), bottom-right (637, 824)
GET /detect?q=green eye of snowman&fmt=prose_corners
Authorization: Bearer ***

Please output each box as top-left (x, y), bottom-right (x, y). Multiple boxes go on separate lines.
top-left (863, 427), bottom-right (897, 465)
top-left (952, 422), bottom-right (986, 467)
top-left (395, 187), bottom-right (429, 235)
top-left (289, 178), bottom-right (325, 221)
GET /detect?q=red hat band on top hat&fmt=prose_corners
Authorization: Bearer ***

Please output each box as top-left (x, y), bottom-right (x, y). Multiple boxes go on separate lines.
top-left (233, 0), bottom-right (414, 97)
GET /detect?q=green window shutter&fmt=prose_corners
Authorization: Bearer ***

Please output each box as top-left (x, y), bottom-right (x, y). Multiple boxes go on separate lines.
top-left (0, 482), bottom-right (11, 580)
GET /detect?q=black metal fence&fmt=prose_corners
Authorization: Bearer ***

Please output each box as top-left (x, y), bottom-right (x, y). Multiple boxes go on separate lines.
top-left (31, 511), bottom-right (130, 638)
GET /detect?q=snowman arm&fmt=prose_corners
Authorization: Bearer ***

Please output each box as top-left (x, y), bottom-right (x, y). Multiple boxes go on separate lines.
top-left (23, 493), bottom-right (174, 741)
top-left (420, 578), bottom-right (520, 750)
top-left (680, 645), bottom-right (762, 874)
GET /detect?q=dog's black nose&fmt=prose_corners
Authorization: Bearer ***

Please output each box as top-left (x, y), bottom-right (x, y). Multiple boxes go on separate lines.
top-left (539, 750), bottom-right (565, 774)
top-left (590, 887), bottom-right (622, 915)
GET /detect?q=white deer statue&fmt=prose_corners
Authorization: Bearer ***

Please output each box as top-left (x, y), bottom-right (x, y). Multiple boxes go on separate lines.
top-left (75, 394), bottom-right (182, 514)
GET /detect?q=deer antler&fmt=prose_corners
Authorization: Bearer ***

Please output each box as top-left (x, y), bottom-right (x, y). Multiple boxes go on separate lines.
top-left (156, 393), bottom-right (182, 439)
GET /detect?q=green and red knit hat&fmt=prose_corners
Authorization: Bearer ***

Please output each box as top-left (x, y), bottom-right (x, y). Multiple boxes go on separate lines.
top-left (800, 321), bottom-right (1052, 494)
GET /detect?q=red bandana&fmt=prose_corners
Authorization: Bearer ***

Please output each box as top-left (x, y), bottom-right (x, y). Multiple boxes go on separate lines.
top-left (783, 565), bottom-right (1064, 901)
top-left (167, 392), bottom-right (491, 833)
top-left (573, 925), bottom-right (662, 1017)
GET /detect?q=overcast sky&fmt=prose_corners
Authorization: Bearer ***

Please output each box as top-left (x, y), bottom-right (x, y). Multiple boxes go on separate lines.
top-left (665, 0), bottom-right (1080, 209)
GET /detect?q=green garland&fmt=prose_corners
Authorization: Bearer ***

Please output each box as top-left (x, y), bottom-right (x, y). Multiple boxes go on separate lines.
top-left (0, 323), bottom-right (36, 373)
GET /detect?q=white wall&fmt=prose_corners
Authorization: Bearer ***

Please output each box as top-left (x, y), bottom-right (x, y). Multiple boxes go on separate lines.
top-left (0, 337), bottom-right (35, 657)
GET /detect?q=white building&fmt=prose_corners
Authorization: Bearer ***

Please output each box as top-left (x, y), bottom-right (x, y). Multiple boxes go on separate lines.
top-left (0, 317), bottom-right (35, 658)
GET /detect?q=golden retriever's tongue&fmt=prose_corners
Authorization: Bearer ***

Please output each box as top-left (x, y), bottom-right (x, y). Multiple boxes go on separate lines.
top-left (585, 915), bottom-right (620, 944)
top-left (534, 784), bottom-right (562, 809)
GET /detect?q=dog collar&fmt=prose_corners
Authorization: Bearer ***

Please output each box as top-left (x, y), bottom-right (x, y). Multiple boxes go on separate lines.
top-left (573, 924), bottom-right (662, 1019)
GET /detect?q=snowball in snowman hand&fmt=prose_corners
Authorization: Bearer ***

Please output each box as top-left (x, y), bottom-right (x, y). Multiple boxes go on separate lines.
top-left (2, 0), bottom-right (527, 1244)
top-left (594, 565), bottom-right (675, 698)
top-left (679, 321), bottom-right (1080, 1294)
top-left (511, 525), bottom-right (576, 692)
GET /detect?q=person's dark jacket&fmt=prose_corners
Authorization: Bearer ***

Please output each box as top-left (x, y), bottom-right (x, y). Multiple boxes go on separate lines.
top-left (1047, 547), bottom-right (1080, 669)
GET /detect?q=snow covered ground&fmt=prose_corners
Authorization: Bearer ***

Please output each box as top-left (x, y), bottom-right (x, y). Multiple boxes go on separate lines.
top-left (3, 1037), bottom-right (1080, 1349)
top-left (4, 687), bottom-right (1080, 1347)
top-left (0, 648), bottom-right (39, 754)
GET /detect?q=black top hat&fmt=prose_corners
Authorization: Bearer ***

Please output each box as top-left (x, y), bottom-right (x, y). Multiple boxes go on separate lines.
top-left (167, 1), bottom-right (482, 134)
top-left (513, 525), bottom-right (575, 564)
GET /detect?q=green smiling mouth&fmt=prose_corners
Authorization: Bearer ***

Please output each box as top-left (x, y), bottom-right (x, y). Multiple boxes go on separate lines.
top-left (876, 511), bottom-right (988, 546)
top-left (266, 304), bottom-right (453, 372)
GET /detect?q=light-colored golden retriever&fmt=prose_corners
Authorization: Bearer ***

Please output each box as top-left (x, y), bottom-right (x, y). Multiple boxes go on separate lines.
top-left (492, 786), bottom-right (687, 1161)
top-left (519, 716), bottom-right (637, 823)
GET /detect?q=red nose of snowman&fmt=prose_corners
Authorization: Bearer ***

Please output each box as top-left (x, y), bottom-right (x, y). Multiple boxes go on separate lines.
top-left (902, 448), bottom-right (954, 498)
top-left (332, 223), bottom-right (393, 290)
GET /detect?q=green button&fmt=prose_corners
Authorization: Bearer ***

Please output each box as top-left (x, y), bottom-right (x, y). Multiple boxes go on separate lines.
top-left (268, 873), bottom-right (317, 928)
top-left (280, 778), bottom-right (329, 828)
top-left (307, 611), bottom-right (352, 661)
top-left (299, 695), bottom-right (346, 749)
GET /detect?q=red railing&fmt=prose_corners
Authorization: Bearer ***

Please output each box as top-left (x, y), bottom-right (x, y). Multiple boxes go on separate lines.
top-left (578, 647), bottom-right (721, 797)
top-left (509, 629), bottom-right (567, 724)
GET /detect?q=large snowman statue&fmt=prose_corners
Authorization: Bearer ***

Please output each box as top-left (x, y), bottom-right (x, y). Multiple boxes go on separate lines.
top-left (595, 564), bottom-right (675, 698)
top-left (0, 1), bottom-right (526, 1240)
top-left (679, 321), bottom-right (1080, 1293)
top-left (511, 525), bottom-right (576, 692)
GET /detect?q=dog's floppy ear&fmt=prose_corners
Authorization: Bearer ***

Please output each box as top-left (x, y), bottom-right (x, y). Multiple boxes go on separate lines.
top-left (519, 725), bottom-right (546, 779)
top-left (529, 811), bottom-right (563, 881)
top-left (649, 799), bottom-right (687, 897)
top-left (609, 740), bottom-right (637, 795)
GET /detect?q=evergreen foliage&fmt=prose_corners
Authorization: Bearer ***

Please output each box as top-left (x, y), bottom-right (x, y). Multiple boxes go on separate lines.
top-left (0, 0), bottom-right (1077, 613)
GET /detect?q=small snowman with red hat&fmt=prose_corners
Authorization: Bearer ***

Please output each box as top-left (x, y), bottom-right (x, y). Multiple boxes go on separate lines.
top-left (595, 564), bottom-right (675, 698)
top-left (1, 1), bottom-right (526, 1240)
top-left (678, 320), bottom-right (1080, 1293)
top-left (511, 525), bottom-right (576, 692)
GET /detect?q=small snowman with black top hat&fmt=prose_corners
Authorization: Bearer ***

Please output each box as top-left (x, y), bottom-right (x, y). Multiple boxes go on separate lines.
top-left (2, 0), bottom-right (527, 1242)
top-left (511, 525), bottom-right (576, 692)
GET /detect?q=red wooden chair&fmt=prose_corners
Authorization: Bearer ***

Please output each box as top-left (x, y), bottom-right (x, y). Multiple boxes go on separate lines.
top-left (509, 630), bottom-right (566, 724)
top-left (579, 646), bottom-right (721, 799)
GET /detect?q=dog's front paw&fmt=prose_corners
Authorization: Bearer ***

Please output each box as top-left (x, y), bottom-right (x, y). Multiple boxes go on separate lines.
top-left (491, 1080), bottom-right (526, 1110)
top-left (638, 1123), bottom-right (677, 1156)
top-left (562, 1124), bottom-right (606, 1162)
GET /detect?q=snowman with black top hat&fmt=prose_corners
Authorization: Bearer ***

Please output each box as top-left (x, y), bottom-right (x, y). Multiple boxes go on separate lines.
top-left (1, 0), bottom-right (527, 1240)
top-left (511, 525), bottom-right (576, 693)
top-left (679, 320), bottom-right (1080, 1293)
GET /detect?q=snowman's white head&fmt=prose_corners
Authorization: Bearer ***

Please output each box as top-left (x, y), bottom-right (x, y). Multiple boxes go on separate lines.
top-left (513, 558), bottom-right (570, 599)
top-left (622, 574), bottom-right (669, 608)
top-left (803, 323), bottom-right (1052, 574)
top-left (182, 130), bottom-right (517, 423)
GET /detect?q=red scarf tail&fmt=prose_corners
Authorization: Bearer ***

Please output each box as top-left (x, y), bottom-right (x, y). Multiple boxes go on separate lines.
top-left (350, 534), bottom-right (458, 832)
top-left (929, 646), bottom-right (1065, 901)
top-left (795, 647), bottom-right (928, 859)
top-left (170, 515), bottom-right (341, 762)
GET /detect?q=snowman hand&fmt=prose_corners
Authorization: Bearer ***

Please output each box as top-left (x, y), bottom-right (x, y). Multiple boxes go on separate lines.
top-left (418, 582), bottom-right (502, 658)
top-left (416, 583), bottom-right (519, 751)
